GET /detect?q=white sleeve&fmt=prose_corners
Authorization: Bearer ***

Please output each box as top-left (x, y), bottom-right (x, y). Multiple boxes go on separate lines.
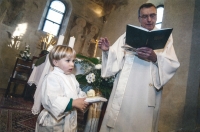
top-left (101, 33), bottom-right (126, 77)
top-left (41, 74), bottom-right (70, 120)
top-left (151, 34), bottom-right (180, 89)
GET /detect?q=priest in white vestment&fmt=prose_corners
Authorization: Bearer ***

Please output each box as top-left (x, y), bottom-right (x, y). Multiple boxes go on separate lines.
top-left (98, 3), bottom-right (180, 132)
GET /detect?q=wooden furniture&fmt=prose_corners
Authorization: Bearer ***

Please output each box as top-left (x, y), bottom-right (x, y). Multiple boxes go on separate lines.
top-left (98, 102), bottom-right (108, 131)
top-left (5, 57), bottom-right (36, 97)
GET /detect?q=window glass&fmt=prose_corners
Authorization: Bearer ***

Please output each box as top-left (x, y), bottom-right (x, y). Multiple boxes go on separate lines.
top-left (156, 7), bottom-right (164, 23)
top-left (156, 5), bottom-right (164, 29)
top-left (156, 23), bottom-right (162, 29)
top-left (42, 0), bottom-right (66, 36)
top-left (43, 20), bottom-right (59, 36)
top-left (50, 1), bottom-right (65, 13)
top-left (47, 10), bottom-right (63, 24)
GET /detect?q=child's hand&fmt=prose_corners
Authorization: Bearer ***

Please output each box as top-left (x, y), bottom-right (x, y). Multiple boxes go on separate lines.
top-left (72, 98), bottom-right (89, 112)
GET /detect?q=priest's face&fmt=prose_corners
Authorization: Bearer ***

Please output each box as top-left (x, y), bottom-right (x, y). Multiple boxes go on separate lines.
top-left (138, 6), bottom-right (157, 31)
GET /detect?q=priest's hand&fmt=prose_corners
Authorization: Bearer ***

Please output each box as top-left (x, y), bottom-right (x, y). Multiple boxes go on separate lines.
top-left (98, 37), bottom-right (109, 51)
top-left (136, 47), bottom-right (157, 62)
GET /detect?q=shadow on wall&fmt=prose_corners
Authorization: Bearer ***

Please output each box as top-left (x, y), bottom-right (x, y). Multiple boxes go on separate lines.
top-left (0, 32), bottom-right (24, 88)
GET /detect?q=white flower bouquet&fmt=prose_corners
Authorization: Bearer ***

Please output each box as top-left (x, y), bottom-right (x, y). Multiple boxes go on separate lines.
top-left (75, 54), bottom-right (115, 99)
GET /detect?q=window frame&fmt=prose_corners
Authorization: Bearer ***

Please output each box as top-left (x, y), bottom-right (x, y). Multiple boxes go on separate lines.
top-left (41, 0), bottom-right (66, 36)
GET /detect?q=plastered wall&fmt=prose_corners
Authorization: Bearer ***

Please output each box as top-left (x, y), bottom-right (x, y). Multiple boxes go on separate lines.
top-left (0, 0), bottom-right (48, 88)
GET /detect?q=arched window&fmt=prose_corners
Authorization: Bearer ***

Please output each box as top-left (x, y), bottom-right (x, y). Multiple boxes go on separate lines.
top-left (156, 5), bottom-right (164, 29)
top-left (42, 0), bottom-right (66, 36)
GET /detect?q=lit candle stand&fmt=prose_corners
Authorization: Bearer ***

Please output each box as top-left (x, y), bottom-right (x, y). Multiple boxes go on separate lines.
top-left (68, 36), bottom-right (75, 48)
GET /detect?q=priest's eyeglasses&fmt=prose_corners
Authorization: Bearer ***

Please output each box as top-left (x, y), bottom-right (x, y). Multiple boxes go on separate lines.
top-left (139, 13), bottom-right (157, 19)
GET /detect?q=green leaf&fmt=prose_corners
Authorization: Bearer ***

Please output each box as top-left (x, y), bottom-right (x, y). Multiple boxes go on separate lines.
top-left (76, 74), bottom-right (87, 85)
top-left (75, 54), bottom-right (114, 99)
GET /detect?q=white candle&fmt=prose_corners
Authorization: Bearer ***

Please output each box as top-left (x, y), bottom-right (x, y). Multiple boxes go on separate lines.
top-left (68, 36), bottom-right (76, 48)
top-left (57, 35), bottom-right (64, 45)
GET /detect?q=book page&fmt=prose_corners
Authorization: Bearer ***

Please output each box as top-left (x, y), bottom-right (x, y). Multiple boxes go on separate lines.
top-left (121, 45), bottom-right (137, 52)
top-left (150, 28), bottom-right (173, 32)
top-left (85, 96), bottom-right (107, 103)
top-left (127, 24), bottom-right (149, 32)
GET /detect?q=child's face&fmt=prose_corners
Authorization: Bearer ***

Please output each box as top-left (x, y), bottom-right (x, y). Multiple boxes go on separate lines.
top-left (53, 56), bottom-right (75, 74)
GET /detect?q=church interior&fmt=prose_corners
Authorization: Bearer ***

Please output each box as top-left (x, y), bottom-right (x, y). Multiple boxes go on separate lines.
top-left (0, 0), bottom-right (200, 131)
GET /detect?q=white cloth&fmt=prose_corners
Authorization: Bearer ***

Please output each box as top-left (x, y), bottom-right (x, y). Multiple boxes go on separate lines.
top-left (100, 32), bottom-right (180, 132)
top-left (30, 54), bottom-right (53, 115)
top-left (35, 67), bottom-right (87, 132)
top-left (84, 102), bottom-right (104, 132)
top-left (28, 58), bottom-right (46, 86)
top-left (30, 55), bottom-right (85, 114)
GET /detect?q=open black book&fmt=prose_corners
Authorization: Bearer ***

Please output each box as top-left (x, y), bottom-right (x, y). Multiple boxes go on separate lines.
top-left (124, 24), bottom-right (173, 50)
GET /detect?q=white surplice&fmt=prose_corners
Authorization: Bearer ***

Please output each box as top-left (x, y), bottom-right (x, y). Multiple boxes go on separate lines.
top-left (30, 54), bottom-right (53, 115)
top-left (99, 32), bottom-right (180, 132)
top-left (35, 67), bottom-right (86, 132)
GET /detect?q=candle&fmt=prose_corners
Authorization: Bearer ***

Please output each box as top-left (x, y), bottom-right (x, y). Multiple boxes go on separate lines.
top-left (68, 36), bottom-right (76, 48)
top-left (93, 39), bottom-right (98, 57)
top-left (57, 35), bottom-right (64, 45)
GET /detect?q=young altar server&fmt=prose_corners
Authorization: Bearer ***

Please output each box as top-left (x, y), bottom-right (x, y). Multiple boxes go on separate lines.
top-left (35, 45), bottom-right (89, 132)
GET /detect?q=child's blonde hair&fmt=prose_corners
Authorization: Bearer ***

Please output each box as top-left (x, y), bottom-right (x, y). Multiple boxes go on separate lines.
top-left (49, 45), bottom-right (76, 66)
